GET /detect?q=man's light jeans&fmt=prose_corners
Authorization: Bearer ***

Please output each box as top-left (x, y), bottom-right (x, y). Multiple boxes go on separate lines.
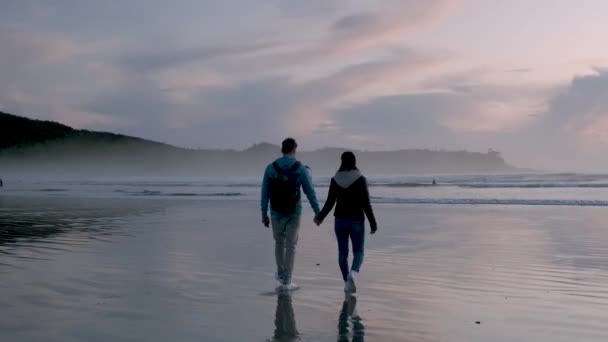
top-left (271, 212), bottom-right (301, 284)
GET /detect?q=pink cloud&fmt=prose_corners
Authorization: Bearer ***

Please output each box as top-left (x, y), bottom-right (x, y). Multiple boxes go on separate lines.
top-left (327, 0), bottom-right (463, 55)
top-left (255, 0), bottom-right (462, 69)
top-left (0, 29), bottom-right (80, 64)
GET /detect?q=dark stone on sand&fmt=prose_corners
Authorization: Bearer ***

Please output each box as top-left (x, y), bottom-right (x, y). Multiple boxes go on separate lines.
top-left (316, 263), bottom-right (320, 266)
top-left (475, 321), bottom-right (481, 324)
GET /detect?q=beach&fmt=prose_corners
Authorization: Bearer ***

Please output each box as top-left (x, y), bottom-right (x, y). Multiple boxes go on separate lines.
top-left (2, 193), bottom-right (608, 341)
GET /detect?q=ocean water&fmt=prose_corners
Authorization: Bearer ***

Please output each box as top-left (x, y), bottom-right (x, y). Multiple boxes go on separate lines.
top-left (2, 174), bottom-right (608, 341)
top-left (3, 173), bottom-right (608, 205)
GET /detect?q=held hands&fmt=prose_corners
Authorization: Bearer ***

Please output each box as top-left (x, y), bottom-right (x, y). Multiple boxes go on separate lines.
top-left (262, 217), bottom-right (270, 228)
top-left (313, 215), bottom-right (322, 226)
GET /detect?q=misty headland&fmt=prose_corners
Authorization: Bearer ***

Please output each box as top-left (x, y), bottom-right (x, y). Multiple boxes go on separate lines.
top-left (0, 111), bottom-right (517, 177)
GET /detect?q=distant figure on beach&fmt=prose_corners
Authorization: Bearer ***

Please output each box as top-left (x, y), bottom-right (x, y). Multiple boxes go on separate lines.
top-left (0, 178), bottom-right (3, 187)
top-left (261, 138), bottom-right (321, 291)
top-left (315, 152), bottom-right (377, 293)
top-left (432, 179), bottom-right (436, 185)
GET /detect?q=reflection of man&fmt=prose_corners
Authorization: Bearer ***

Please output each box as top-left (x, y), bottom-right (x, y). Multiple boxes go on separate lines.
top-left (338, 295), bottom-right (365, 342)
top-left (273, 293), bottom-right (299, 341)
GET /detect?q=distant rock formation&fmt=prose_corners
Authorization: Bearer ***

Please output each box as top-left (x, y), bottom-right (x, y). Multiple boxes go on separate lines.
top-left (0, 111), bottom-right (518, 176)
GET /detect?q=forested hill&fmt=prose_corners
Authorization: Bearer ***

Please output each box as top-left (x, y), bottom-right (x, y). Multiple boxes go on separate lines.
top-left (0, 111), bottom-right (174, 150)
top-left (0, 112), bottom-right (517, 176)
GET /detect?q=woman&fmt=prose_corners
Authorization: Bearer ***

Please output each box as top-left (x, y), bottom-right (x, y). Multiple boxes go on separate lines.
top-left (315, 152), bottom-right (377, 293)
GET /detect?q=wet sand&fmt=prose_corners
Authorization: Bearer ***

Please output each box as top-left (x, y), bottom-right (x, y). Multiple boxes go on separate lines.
top-left (2, 196), bottom-right (608, 341)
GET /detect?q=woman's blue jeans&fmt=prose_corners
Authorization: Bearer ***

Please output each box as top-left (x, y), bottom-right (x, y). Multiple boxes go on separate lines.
top-left (334, 218), bottom-right (365, 281)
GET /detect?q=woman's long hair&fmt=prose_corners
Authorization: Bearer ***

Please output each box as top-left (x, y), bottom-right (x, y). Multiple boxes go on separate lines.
top-left (338, 151), bottom-right (358, 172)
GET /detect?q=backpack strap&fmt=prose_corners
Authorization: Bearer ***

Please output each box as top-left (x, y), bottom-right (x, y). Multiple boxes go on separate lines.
top-left (272, 161), bottom-right (301, 175)
top-left (272, 162), bottom-right (283, 174)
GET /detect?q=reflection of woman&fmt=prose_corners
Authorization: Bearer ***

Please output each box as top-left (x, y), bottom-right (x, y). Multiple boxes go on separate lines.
top-left (273, 294), bottom-right (299, 341)
top-left (338, 294), bottom-right (365, 342)
top-left (315, 152), bottom-right (377, 293)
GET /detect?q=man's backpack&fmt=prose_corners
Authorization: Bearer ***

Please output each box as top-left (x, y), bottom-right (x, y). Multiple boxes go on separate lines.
top-left (268, 161), bottom-right (301, 213)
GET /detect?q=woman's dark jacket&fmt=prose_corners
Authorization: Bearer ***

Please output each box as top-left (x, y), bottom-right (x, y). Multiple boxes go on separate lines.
top-left (316, 170), bottom-right (377, 228)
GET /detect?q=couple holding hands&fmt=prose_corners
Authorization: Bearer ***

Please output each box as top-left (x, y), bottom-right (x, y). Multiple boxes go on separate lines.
top-left (261, 138), bottom-right (377, 293)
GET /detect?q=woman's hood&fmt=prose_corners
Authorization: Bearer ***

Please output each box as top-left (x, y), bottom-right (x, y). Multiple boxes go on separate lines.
top-left (333, 170), bottom-right (362, 188)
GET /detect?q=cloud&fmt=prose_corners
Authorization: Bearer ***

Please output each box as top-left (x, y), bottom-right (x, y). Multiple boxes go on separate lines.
top-left (328, 93), bottom-right (453, 149)
top-left (326, 87), bottom-right (546, 151)
top-left (544, 68), bottom-right (608, 144)
top-left (326, 0), bottom-right (460, 54)
top-left (333, 12), bottom-right (377, 31)
top-left (0, 26), bottom-right (122, 127)
top-left (417, 68), bottom-right (551, 132)
top-left (241, 0), bottom-right (459, 70)
top-left (439, 87), bottom-right (547, 133)
top-left (330, 66), bottom-right (608, 171)
top-left (61, 0), bottom-right (458, 148)
top-left (467, 68), bottom-right (608, 171)
top-left (117, 41), bottom-right (281, 74)
top-left (505, 68), bottom-right (533, 73)
top-left (4, 1), bottom-right (608, 172)
top-left (79, 48), bottom-right (446, 148)
top-left (312, 48), bottom-right (449, 104)
top-left (0, 27), bottom-right (83, 66)
top-left (272, 0), bottom-right (344, 16)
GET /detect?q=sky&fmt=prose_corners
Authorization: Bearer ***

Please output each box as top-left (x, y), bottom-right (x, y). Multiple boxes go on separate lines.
top-left (1, 0), bottom-right (608, 171)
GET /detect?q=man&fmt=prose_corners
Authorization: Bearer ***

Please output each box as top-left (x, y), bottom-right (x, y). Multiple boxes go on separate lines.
top-left (261, 138), bottom-right (320, 291)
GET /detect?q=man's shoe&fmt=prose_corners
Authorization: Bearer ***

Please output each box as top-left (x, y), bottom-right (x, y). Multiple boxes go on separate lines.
top-left (281, 282), bottom-right (300, 291)
top-left (275, 272), bottom-right (284, 287)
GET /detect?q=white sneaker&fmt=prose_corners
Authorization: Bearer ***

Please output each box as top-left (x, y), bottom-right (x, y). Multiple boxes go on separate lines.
top-left (281, 282), bottom-right (300, 291)
top-left (346, 271), bottom-right (358, 293)
top-left (275, 272), bottom-right (284, 287)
